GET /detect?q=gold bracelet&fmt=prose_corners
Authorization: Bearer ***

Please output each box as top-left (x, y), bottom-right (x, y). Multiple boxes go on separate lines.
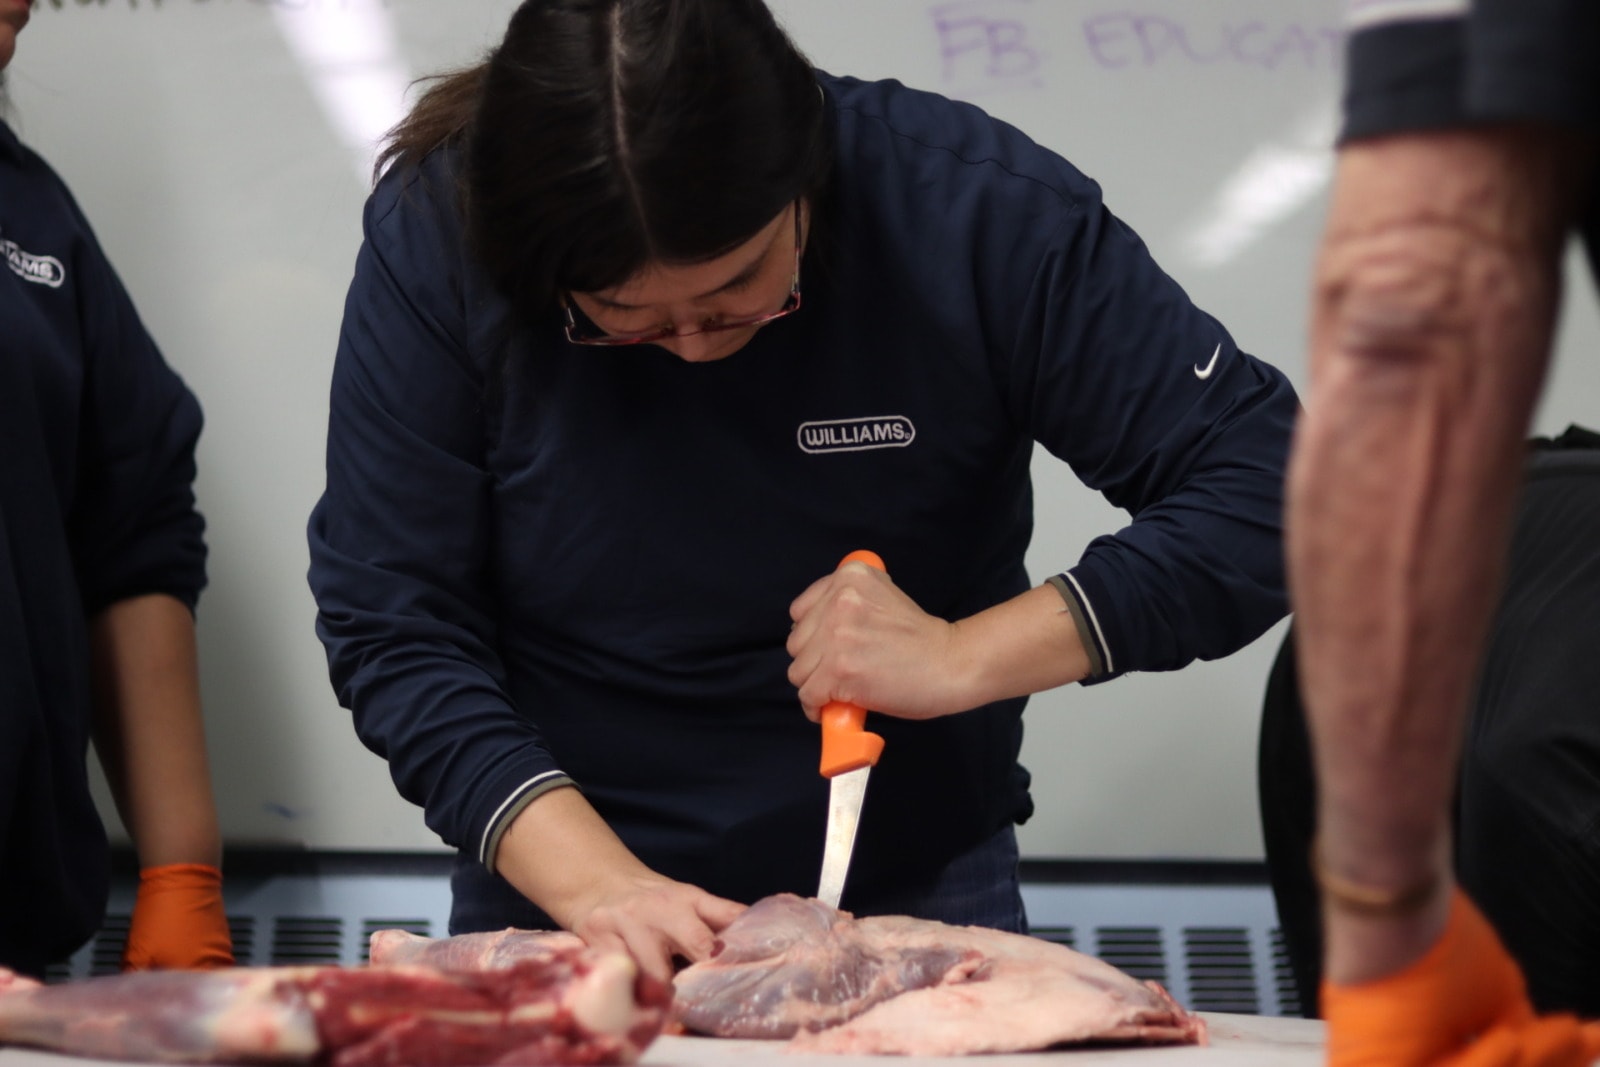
top-left (1310, 837), bottom-right (1443, 918)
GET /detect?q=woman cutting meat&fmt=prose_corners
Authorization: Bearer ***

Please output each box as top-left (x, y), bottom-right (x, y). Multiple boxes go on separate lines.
top-left (307, 0), bottom-right (1297, 983)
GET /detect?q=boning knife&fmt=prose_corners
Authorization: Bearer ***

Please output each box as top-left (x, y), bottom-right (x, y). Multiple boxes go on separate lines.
top-left (816, 549), bottom-right (887, 910)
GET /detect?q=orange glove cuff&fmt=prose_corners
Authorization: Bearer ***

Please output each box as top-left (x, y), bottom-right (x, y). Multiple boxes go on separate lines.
top-left (122, 862), bottom-right (235, 972)
top-left (1323, 888), bottom-right (1600, 1067)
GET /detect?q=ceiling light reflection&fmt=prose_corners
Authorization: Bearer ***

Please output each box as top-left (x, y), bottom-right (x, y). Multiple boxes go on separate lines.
top-left (272, 5), bottom-right (413, 184)
top-left (1180, 105), bottom-right (1336, 269)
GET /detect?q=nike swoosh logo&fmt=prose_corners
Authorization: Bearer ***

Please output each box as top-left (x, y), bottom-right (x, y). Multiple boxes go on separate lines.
top-left (1194, 343), bottom-right (1221, 381)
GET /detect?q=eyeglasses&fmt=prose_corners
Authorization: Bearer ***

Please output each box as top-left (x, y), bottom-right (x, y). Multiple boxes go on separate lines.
top-left (562, 203), bottom-right (804, 347)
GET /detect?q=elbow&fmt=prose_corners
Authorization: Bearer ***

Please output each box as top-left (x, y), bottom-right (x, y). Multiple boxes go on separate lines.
top-left (1314, 238), bottom-right (1470, 415)
top-left (1303, 207), bottom-right (1560, 451)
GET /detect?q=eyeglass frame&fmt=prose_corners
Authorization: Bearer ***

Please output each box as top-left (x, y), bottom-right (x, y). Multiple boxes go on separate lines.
top-left (561, 202), bottom-right (804, 347)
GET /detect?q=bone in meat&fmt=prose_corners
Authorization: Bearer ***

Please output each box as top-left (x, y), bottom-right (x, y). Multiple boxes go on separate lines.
top-left (0, 944), bottom-right (668, 1065)
top-left (369, 927), bottom-right (585, 972)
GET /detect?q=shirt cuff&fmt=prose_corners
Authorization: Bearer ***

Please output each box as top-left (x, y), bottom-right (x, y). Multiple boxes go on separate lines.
top-left (1045, 573), bottom-right (1113, 679)
top-left (478, 770), bottom-right (576, 870)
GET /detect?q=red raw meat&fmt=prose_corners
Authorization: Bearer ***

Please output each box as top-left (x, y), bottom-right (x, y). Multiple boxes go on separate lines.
top-left (0, 945), bottom-right (669, 1065)
top-left (673, 893), bottom-right (1208, 1055)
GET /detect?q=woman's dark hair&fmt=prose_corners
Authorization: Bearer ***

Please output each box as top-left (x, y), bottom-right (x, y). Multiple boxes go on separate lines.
top-left (378, 0), bottom-right (832, 314)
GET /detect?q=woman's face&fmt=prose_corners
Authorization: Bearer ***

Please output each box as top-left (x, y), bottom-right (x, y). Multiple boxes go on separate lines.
top-left (566, 202), bottom-right (806, 364)
top-left (0, 0), bottom-right (31, 74)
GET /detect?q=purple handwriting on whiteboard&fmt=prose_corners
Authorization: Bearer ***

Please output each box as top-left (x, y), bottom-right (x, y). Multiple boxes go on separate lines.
top-left (1083, 14), bottom-right (1343, 70)
top-left (931, 0), bottom-right (1044, 91)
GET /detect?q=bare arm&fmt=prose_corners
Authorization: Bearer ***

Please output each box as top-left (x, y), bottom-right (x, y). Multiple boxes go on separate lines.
top-left (493, 786), bottom-right (746, 983)
top-left (786, 567), bottom-right (1092, 722)
top-left (90, 592), bottom-right (232, 970)
top-left (1288, 124), bottom-right (1589, 984)
top-left (89, 593), bottom-right (222, 869)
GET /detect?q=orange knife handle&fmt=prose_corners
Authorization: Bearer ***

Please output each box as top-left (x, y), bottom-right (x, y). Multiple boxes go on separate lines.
top-left (820, 701), bottom-right (884, 777)
top-left (818, 550), bottom-right (888, 778)
top-left (838, 549), bottom-right (886, 572)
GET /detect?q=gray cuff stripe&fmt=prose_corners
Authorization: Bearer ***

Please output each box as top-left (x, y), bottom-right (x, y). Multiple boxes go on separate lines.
top-left (1345, 0), bottom-right (1465, 30)
top-left (1045, 573), bottom-right (1113, 677)
top-left (478, 770), bottom-right (574, 869)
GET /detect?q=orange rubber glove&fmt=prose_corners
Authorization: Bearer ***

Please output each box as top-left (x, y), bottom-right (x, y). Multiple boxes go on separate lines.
top-left (1323, 888), bottom-right (1600, 1067)
top-left (122, 863), bottom-right (235, 971)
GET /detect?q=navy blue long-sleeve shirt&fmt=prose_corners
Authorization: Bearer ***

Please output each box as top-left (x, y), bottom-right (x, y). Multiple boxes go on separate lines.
top-left (0, 119), bottom-right (207, 974)
top-left (308, 73), bottom-right (1297, 919)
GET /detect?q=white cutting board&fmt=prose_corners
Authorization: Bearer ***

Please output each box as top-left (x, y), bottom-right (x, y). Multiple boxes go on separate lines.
top-left (0, 1013), bottom-right (1324, 1067)
top-left (641, 1013), bottom-right (1325, 1065)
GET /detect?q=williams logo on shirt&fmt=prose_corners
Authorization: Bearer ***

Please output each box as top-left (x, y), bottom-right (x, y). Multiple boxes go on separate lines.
top-left (797, 416), bottom-right (917, 454)
top-left (3, 237), bottom-right (66, 288)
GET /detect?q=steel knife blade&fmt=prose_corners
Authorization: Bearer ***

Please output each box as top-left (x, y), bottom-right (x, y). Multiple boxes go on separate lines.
top-left (817, 764), bottom-right (871, 908)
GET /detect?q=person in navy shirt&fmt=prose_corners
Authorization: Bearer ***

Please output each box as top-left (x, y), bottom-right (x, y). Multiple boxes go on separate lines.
top-left (0, 0), bottom-right (231, 977)
top-left (307, 0), bottom-right (1299, 982)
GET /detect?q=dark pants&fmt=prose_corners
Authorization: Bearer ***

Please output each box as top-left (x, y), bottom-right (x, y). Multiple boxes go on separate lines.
top-left (856, 823), bottom-right (1028, 933)
top-left (1259, 434), bottom-right (1600, 1018)
top-left (451, 823), bottom-right (1027, 937)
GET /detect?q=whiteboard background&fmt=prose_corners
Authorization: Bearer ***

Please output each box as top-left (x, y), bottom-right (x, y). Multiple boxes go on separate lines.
top-left (9, 0), bottom-right (1599, 860)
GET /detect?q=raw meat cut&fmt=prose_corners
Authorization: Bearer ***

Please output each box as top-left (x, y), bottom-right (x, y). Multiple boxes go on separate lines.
top-left (671, 894), bottom-right (981, 1039)
top-left (0, 944), bottom-right (669, 1065)
top-left (363, 894), bottom-right (1207, 1056)
top-left (673, 893), bottom-right (1207, 1055)
top-left (369, 927), bottom-right (586, 972)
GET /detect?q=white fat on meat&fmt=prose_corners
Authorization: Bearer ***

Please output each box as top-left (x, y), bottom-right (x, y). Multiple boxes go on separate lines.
top-left (563, 953), bottom-right (646, 1039)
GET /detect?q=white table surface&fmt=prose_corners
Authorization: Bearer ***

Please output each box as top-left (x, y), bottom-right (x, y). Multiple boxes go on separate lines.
top-left (640, 1013), bottom-right (1326, 1065)
top-left (0, 1011), bottom-right (1325, 1067)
